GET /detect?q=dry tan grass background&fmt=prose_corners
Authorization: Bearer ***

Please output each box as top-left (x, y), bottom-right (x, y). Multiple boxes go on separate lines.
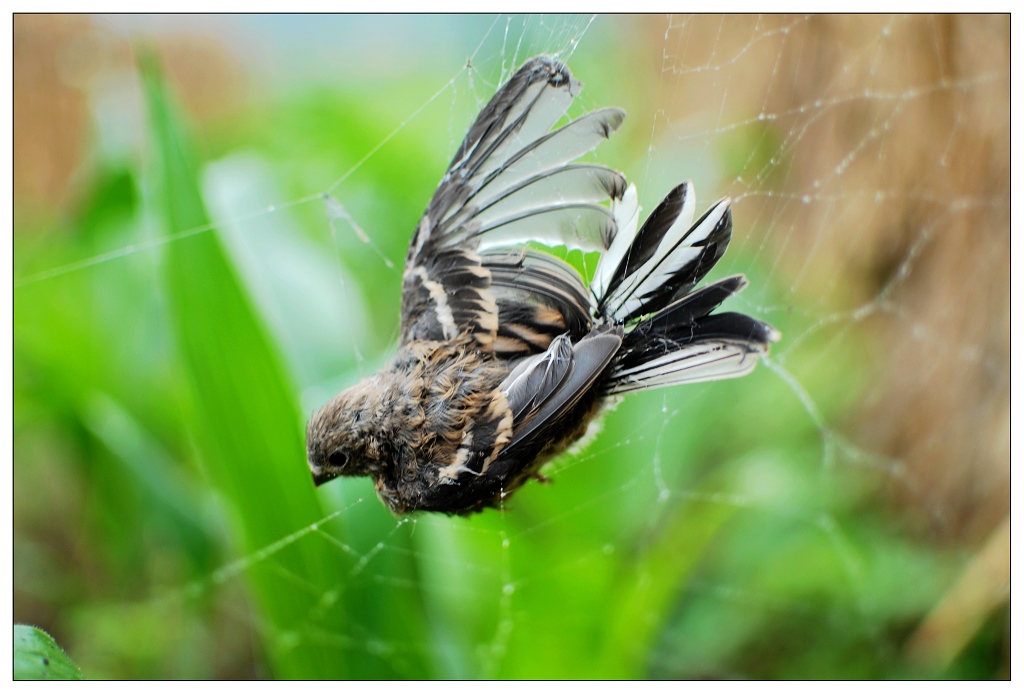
top-left (628, 15), bottom-right (1009, 544)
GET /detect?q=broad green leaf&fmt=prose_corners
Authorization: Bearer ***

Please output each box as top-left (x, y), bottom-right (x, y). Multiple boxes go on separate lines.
top-left (14, 625), bottom-right (85, 680)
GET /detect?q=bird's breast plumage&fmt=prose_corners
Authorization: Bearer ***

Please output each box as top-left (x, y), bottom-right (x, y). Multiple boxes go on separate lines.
top-left (372, 340), bottom-right (517, 513)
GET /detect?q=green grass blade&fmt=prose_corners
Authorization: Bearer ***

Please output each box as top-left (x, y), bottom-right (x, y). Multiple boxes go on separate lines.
top-left (138, 48), bottom-right (350, 679)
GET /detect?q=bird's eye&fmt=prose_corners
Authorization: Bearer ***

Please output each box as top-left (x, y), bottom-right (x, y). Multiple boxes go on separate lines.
top-left (327, 450), bottom-right (348, 469)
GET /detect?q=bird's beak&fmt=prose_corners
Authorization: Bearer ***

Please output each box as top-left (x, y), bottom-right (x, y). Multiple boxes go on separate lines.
top-left (310, 464), bottom-right (340, 487)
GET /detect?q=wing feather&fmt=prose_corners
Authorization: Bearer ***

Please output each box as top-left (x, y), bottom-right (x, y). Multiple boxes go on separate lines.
top-left (401, 57), bottom-right (624, 352)
top-left (416, 56), bottom-right (583, 258)
top-left (451, 164), bottom-right (627, 234)
top-left (502, 328), bottom-right (622, 452)
top-left (501, 334), bottom-right (575, 420)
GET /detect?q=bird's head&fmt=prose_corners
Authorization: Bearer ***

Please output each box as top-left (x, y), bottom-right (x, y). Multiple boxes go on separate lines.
top-left (306, 378), bottom-right (390, 486)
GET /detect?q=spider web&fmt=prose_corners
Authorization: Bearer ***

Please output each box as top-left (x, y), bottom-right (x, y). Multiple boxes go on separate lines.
top-left (12, 15), bottom-right (1010, 679)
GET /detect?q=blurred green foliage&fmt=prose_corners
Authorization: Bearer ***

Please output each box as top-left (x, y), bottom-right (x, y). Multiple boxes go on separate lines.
top-left (13, 30), bottom-right (1002, 680)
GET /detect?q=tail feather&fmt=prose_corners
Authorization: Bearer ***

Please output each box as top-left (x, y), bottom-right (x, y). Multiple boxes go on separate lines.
top-left (595, 182), bottom-right (736, 324)
top-left (636, 275), bottom-right (747, 333)
top-left (592, 184), bottom-right (779, 394)
top-left (620, 311), bottom-right (778, 368)
top-left (599, 181), bottom-right (697, 307)
top-left (605, 341), bottom-right (764, 395)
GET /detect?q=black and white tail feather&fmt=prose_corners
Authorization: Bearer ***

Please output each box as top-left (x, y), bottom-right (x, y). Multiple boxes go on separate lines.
top-left (402, 56), bottom-right (778, 464)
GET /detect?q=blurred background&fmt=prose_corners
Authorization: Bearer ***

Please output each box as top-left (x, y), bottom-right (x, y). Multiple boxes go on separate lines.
top-left (13, 14), bottom-right (1009, 679)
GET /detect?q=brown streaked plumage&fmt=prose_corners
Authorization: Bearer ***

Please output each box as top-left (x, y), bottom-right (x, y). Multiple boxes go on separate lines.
top-left (306, 56), bottom-right (779, 515)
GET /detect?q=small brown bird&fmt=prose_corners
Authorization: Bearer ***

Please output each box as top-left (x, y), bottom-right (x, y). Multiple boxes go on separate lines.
top-left (306, 56), bottom-right (779, 515)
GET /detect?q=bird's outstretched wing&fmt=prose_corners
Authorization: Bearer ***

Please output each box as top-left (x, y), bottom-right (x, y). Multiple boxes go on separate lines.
top-left (400, 57), bottom-right (627, 358)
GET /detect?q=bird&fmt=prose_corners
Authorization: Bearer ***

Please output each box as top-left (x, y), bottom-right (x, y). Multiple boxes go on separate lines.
top-left (306, 56), bottom-right (779, 515)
